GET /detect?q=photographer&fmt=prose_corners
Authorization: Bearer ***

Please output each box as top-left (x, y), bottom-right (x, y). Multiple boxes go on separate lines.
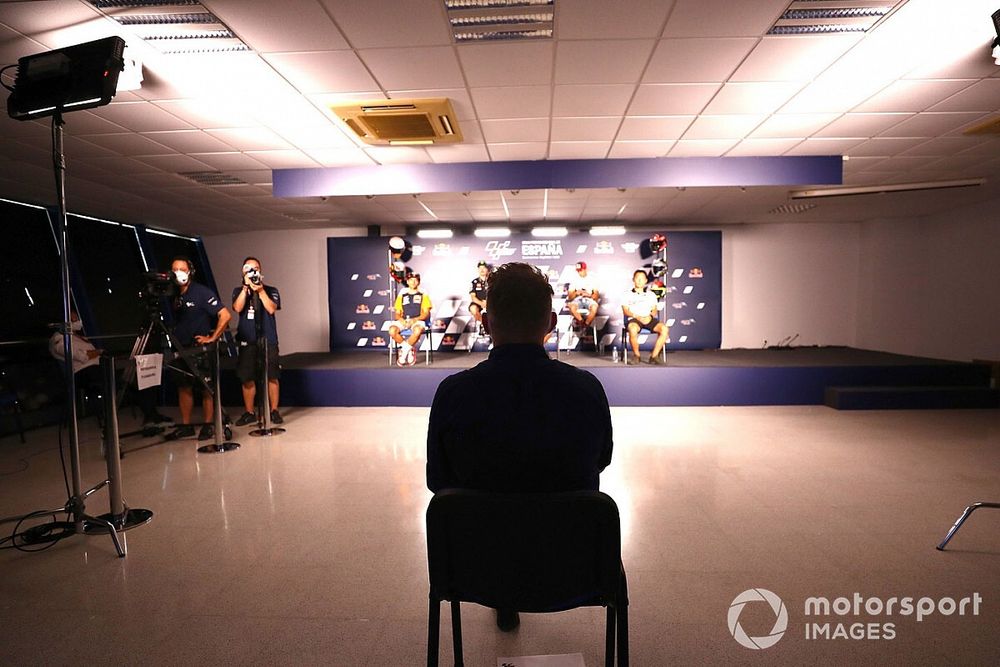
top-left (232, 257), bottom-right (282, 426)
top-left (165, 256), bottom-right (231, 441)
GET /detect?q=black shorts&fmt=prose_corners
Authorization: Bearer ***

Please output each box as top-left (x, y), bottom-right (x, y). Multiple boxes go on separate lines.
top-left (236, 341), bottom-right (281, 383)
top-left (170, 349), bottom-right (212, 389)
top-left (627, 317), bottom-right (661, 332)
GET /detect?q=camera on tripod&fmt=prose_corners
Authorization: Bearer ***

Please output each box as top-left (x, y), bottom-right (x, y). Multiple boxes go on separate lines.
top-left (142, 271), bottom-right (176, 313)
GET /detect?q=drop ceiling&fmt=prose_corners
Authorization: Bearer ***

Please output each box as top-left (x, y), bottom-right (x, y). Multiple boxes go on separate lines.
top-left (0, 0), bottom-right (998, 235)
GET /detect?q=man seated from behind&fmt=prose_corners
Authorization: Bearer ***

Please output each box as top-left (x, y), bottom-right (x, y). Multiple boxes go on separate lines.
top-left (427, 261), bottom-right (613, 632)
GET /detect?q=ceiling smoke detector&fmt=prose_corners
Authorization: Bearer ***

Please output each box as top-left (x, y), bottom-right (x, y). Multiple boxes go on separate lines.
top-left (768, 1), bottom-right (901, 35)
top-left (444, 0), bottom-right (554, 42)
top-left (331, 98), bottom-right (463, 145)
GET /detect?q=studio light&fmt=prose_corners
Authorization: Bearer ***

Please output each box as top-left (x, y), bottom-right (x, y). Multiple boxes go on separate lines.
top-left (6, 36), bottom-right (126, 121)
top-left (992, 8), bottom-right (1000, 64)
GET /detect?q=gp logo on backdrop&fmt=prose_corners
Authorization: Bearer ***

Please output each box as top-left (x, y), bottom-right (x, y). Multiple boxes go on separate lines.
top-left (728, 589), bottom-right (789, 650)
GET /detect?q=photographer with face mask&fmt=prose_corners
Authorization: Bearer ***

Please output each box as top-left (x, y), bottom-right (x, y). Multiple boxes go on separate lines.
top-left (231, 256), bottom-right (282, 426)
top-left (165, 256), bottom-right (231, 441)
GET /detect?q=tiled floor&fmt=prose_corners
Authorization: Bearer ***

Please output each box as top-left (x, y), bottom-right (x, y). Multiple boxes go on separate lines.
top-left (1, 406), bottom-right (999, 665)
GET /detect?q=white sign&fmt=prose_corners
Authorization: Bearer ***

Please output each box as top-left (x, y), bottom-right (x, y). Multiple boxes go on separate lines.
top-left (135, 354), bottom-right (162, 391)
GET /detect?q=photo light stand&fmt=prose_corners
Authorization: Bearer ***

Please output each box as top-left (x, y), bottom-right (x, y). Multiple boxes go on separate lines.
top-left (248, 290), bottom-right (285, 438)
top-left (1, 36), bottom-right (152, 557)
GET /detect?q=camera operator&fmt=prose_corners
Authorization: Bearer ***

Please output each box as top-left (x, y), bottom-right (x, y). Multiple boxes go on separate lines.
top-left (165, 256), bottom-right (231, 441)
top-left (232, 257), bottom-right (282, 426)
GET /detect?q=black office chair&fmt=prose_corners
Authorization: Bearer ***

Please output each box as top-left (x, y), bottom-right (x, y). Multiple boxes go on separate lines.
top-left (426, 489), bottom-right (629, 666)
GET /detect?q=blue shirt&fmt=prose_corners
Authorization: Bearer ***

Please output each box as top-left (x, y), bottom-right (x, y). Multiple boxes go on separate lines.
top-left (232, 285), bottom-right (280, 345)
top-left (427, 344), bottom-right (613, 493)
top-left (172, 282), bottom-right (222, 346)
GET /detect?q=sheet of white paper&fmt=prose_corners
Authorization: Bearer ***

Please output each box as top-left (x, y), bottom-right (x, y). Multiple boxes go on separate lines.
top-left (135, 353), bottom-right (163, 391)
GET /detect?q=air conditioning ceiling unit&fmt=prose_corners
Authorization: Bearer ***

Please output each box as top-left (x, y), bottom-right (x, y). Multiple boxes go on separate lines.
top-left (330, 98), bottom-right (463, 145)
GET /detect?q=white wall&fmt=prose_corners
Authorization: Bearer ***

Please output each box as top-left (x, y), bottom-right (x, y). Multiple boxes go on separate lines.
top-left (203, 227), bottom-right (365, 354)
top-left (856, 200), bottom-right (1000, 362)
top-left (722, 222), bottom-right (860, 350)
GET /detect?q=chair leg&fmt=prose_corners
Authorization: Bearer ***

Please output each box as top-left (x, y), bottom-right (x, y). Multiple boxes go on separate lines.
top-left (427, 597), bottom-right (440, 667)
top-left (605, 605), bottom-right (616, 667)
top-left (451, 600), bottom-right (464, 667)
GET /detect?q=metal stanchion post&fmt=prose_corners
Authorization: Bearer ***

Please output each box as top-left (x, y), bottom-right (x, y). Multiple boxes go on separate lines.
top-left (83, 355), bottom-right (153, 550)
top-left (197, 340), bottom-right (240, 453)
top-left (250, 336), bottom-right (285, 437)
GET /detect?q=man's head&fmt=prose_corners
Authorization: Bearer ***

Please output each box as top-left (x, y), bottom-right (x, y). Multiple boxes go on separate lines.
top-left (484, 262), bottom-right (556, 345)
top-left (576, 261), bottom-right (588, 277)
top-left (242, 256), bottom-right (261, 273)
top-left (632, 269), bottom-right (648, 289)
top-left (171, 256), bottom-right (194, 287)
top-left (406, 273), bottom-right (421, 291)
top-left (477, 260), bottom-right (490, 278)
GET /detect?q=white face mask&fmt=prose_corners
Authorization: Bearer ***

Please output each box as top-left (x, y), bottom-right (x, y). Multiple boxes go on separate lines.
top-left (174, 269), bottom-right (190, 286)
top-left (70, 319), bottom-right (83, 332)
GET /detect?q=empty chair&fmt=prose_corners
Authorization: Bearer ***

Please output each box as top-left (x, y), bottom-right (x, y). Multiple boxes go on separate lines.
top-left (426, 488), bottom-right (629, 666)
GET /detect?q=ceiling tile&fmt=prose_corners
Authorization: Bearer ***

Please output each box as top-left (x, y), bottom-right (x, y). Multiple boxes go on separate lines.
top-left (188, 152), bottom-right (270, 171)
top-left (359, 47), bottom-right (464, 90)
top-left (854, 79), bottom-right (978, 113)
top-left (152, 100), bottom-right (259, 130)
top-left (927, 79), bottom-right (1000, 113)
top-left (363, 146), bottom-right (433, 165)
top-left (488, 143), bottom-right (549, 161)
top-left (555, 40), bottom-right (655, 85)
top-left (60, 111), bottom-right (128, 136)
top-left (703, 82), bottom-right (802, 115)
top-left (320, 0), bottom-right (451, 48)
top-left (80, 133), bottom-right (172, 156)
top-left (457, 42), bottom-right (553, 87)
top-left (557, 0), bottom-right (673, 39)
top-left (92, 102), bottom-right (195, 132)
top-left (668, 139), bottom-right (739, 157)
top-left (814, 113), bottom-right (912, 138)
top-left (750, 113), bottom-right (841, 139)
top-left (206, 127), bottom-right (293, 151)
top-left (549, 142), bottom-right (612, 159)
top-left (877, 112), bottom-right (987, 138)
top-left (725, 138), bottom-right (802, 157)
top-left (276, 123), bottom-right (358, 151)
top-left (618, 116), bottom-right (694, 141)
top-left (551, 117), bottom-right (622, 142)
top-left (425, 144), bottom-right (491, 164)
top-left (897, 137), bottom-right (989, 157)
top-left (263, 52), bottom-right (379, 94)
top-left (783, 137), bottom-right (865, 156)
top-left (664, 0), bottom-right (789, 37)
top-left (471, 86), bottom-right (551, 119)
top-left (303, 148), bottom-right (376, 167)
top-left (608, 141), bottom-right (674, 158)
top-left (628, 84), bottom-right (720, 115)
top-left (243, 150), bottom-right (320, 169)
top-left (682, 115), bottom-right (765, 140)
top-left (206, 0), bottom-right (349, 52)
top-left (845, 137), bottom-right (929, 158)
top-left (553, 85), bottom-right (635, 117)
top-left (731, 34), bottom-right (862, 82)
top-left (134, 154), bottom-right (216, 173)
top-left (481, 119), bottom-right (550, 143)
top-left (140, 131), bottom-right (235, 154)
top-left (644, 38), bottom-right (757, 84)
top-left (62, 137), bottom-right (117, 159)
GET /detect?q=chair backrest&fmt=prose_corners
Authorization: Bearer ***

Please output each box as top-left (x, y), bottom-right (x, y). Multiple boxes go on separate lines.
top-left (427, 489), bottom-right (622, 613)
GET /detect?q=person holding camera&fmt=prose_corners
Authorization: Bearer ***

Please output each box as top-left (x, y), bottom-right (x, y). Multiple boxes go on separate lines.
top-left (232, 257), bottom-right (282, 426)
top-left (165, 256), bottom-right (231, 441)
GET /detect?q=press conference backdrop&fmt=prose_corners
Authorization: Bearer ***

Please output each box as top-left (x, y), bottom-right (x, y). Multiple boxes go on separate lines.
top-left (327, 231), bottom-right (721, 353)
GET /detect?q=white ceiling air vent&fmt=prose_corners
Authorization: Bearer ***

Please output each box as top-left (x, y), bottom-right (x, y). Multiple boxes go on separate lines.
top-left (181, 171), bottom-right (246, 186)
top-left (768, 1), bottom-right (901, 35)
top-left (769, 202), bottom-right (817, 214)
top-left (331, 98), bottom-right (464, 146)
top-left (444, 0), bottom-right (554, 43)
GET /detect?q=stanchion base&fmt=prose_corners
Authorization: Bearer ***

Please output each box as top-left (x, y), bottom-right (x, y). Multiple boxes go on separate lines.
top-left (249, 427), bottom-right (286, 437)
top-left (197, 442), bottom-right (241, 454)
top-left (82, 508), bottom-right (154, 534)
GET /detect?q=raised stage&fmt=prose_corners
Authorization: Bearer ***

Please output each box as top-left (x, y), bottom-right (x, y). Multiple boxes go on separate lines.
top-left (260, 347), bottom-right (996, 408)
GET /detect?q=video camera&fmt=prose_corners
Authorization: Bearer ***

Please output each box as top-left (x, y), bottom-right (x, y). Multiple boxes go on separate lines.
top-left (142, 271), bottom-right (176, 303)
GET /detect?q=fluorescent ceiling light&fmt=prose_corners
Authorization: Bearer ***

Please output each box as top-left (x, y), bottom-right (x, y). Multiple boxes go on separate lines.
top-left (791, 179), bottom-right (984, 199)
top-left (531, 226), bottom-right (567, 237)
top-left (474, 227), bottom-right (511, 238)
top-left (445, 0), bottom-right (555, 42)
top-left (768, 1), bottom-right (896, 35)
top-left (589, 226), bottom-right (626, 236)
top-left (417, 229), bottom-right (453, 239)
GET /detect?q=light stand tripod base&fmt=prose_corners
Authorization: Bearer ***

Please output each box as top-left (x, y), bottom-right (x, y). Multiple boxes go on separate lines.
top-left (249, 426), bottom-right (286, 437)
top-left (83, 508), bottom-right (154, 534)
